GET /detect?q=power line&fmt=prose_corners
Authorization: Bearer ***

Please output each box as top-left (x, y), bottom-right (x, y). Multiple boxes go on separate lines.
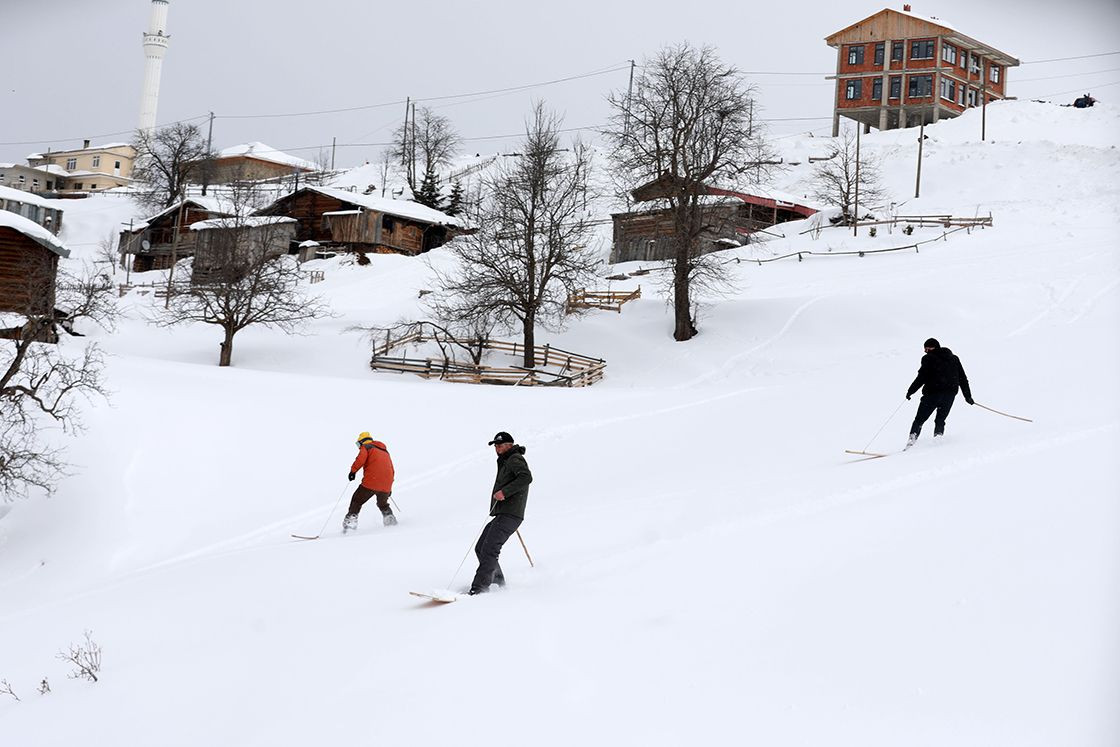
top-left (1014, 66), bottom-right (1120, 84)
top-left (1035, 79), bottom-right (1120, 98)
top-left (1021, 50), bottom-right (1120, 65)
top-left (217, 63), bottom-right (630, 121)
top-left (0, 113), bottom-right (211, 147)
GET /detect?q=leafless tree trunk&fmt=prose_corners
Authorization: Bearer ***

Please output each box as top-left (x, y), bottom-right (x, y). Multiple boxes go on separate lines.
top-left (391, 107), bottom-right (462, 193)
top-left (1, 261), bottom-right (114, 500)
top-left (429, 103), bottom-right (599, 368)
top-left (157, 185), bottom-right (331, 367)
top-left (604, 43), bottom-right (774, 341)
top-left (810, 127), bottom-right (887, 224)
top-left (132, 122), bottom-right (211, 212)
top-left (57, 631), bottom-right (102, 683)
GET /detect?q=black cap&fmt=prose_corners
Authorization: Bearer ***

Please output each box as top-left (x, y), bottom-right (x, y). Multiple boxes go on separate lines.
top-left (488, 431), bottom-right (514, 446)
top-left (924, 338), bottom-right (940, 349)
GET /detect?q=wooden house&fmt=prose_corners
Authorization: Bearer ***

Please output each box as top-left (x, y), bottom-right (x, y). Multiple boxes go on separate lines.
top-left (0, 185), bottom-right (64, 235)
top-left (0, 210), bottom-right (70, 317)
top-left (201, 142), bottom-right (318, 184)
top-left (611, 176), bottom-right (817, 263)
top-left (189, 216), bottom-right (298, 285)
top-left (826, 6), bottom-right (1019, 134)
top-left (119, 197), bottom-right (230, 273)
top-left (257, 185), bottom-right (465, 256)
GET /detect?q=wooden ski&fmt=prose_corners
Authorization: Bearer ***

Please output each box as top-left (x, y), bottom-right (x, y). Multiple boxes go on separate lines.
top-left (290, 534), bottom-right (321, 541)
top-left (410, 590), bottom-right (459, 604)
top-left (845, 449), bottom-right (890, 459)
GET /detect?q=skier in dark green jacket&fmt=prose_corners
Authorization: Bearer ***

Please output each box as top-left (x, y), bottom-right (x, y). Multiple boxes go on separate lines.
top-left (468, 431), bottom-right (532, 595)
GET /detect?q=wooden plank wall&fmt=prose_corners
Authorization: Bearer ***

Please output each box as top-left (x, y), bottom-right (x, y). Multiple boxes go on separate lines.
top-left (0, 230), bottom-right (56, 314)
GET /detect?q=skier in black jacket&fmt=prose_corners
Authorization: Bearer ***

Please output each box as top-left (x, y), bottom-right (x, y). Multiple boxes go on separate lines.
top-left (468, 431), bottom-right (533, 595)
top-left (906, 338), bottom-right (973, 446)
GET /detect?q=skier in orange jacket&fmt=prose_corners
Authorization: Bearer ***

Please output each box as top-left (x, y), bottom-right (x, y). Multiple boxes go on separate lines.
top-left (344, 432), bottom-right (396, 533)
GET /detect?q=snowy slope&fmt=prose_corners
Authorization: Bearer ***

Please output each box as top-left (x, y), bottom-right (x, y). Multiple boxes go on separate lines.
top-left (0, 101), bottom-right (1117, 746)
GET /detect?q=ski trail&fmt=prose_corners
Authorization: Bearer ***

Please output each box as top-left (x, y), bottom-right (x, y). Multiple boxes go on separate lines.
top-left (676, 294), bottom-right (830, 389)
top-left (1007, 276), bottom-right (1085, 337)
top-left (1068, 276), bottom-right (1120, 324)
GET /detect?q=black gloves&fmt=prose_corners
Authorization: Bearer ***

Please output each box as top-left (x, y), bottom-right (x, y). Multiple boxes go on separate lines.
top-left (347, 472), bottom-right (355, 482)
top-left (906, 392), bottom-right (912, 400)
top-left (965, 396), bottom-right (975, 405)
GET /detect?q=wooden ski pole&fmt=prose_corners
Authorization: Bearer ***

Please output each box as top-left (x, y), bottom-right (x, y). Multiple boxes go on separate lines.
top-left (975, 402), bottom-right (1033, 423)
top-left (516, 530), bottom-right (535, 568)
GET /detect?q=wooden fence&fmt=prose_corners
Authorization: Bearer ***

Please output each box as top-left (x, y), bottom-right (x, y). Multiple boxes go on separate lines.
top-left (370, 329), bottom-right (605, 387)
top-left (567, 286), bottom-right (641, 313)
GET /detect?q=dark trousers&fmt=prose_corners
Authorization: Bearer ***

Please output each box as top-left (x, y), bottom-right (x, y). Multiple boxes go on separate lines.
top-left (910, 391), bottom-right (957, 438)
top-left (348, 487), bottom-right (391, 516)
top-left (470, 514), bottom-right (523, 592)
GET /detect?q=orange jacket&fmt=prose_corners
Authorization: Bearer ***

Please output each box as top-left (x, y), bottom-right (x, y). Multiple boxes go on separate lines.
top-left (350, 440), bottom-right (395, 492)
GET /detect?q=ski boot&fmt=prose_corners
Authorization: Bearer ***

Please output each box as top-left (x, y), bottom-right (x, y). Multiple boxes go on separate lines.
top-left (382, 512), bottom-right (398, 527)
top-left (342, 513), bottom-right (359, 534)
top-left (904, 433), bottom-right (918, 450)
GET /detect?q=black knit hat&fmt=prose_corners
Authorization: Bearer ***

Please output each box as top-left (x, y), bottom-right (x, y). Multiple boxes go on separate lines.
top-left (924, 338), bottom-right (940, 349)
top-left (488, 431), bottom-right (515, 446)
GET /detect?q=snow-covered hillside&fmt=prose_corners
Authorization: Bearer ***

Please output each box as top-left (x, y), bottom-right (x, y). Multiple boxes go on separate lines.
top-left (1, 101), bottom-right (1117, 746)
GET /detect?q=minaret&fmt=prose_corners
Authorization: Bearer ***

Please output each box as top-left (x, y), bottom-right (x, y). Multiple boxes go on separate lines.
top-left (139, 0), bottom-right (171, 133)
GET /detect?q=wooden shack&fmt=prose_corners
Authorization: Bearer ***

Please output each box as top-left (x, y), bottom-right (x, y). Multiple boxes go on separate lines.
top-left (119, 197), bottom-right (230, 272)
top-left (611, 176), bottom-right (817, 263)
top-left (258, 185), bottom-right (464, 256)
top-left (0, 210), bottom-right (70, 317)
top-left (189, 216), bottom-right (298, 285)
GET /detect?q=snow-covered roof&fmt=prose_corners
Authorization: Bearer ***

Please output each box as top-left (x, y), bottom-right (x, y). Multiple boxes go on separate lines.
top-left (0, 185), bottom-right (59, 210)
top-left (293, 185), bottom-right (464, 227)
top-left (26, 142), bottom-right (133, 160)
top-left (190, 216), bottom-right (297, 231)
top-left (128, 196), bottom-right (233, 232)
top-left (0, 210), bottom-right (70, 257)
top-left (215, 142), bottom-right (318, 171)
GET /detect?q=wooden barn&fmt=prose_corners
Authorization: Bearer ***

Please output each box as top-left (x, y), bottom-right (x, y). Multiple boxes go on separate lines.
top-left (258, 185), bottom-right (464, 256)
top-left (611, 176), bottom-right (817, 263)
top-left (189, 216), bottom-right (298, 285)
top-left (0, 210), bottom-right (70, 317)
top-left (119, 197), bottom-right (231, 273)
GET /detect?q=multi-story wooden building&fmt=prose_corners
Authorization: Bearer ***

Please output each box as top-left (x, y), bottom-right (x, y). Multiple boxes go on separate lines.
top-left (826, 6), bottom-right (1019, 134)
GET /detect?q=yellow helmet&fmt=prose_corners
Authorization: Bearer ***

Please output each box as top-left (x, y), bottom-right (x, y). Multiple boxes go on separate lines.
top-left (356, 431), bottom-right (372, 444)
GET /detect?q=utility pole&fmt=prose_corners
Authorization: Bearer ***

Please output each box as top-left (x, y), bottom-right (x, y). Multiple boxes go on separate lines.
top-left (623, 59), bottom-right (635, 137)
top-left (915, 121), bottom-right (925, 198)
top-left (202, 111), bottom-right (215, 195)
top-left (853, 123), bottom-right (861, 236)
top-left (165, 200), bottom-right (186, 309)
top-left (121, 219), bottom-right (135, 286)
top-left (402, 97), bottom-right (410, 167)
top-left (410, 101), bottom-right (418, 189)
top-left (981, 73), bottom-right (988, 142)
top-left (331, 136), bottom-right (337, 171)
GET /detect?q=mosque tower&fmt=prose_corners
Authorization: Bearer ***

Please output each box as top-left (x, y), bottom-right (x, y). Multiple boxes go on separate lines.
top-left (138, 0), bottom-right (171, 132)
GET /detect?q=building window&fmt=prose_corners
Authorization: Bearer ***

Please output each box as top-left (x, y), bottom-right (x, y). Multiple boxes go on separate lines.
top-left (910, 40), bottom-right (935, 60)
top-left (959, 51), bottom-right (967, 69)
top-left (940, 78), bottom-right (956, 101)
top-left (958, 85), bottom-right (966, 105)
top-left (47, 180), bottom-right (54, 190)
top-left (115, 160), bottom-right (121, 169)
top-left (891, 41), bottom-right (904, 61)
top-left (941, 44), bottom-right (957, 64)
top-left (908, 74), bottom-right (933, 97)
top-left (32, 178), bottom-right (40, 191)
top-left (872, 78), bottom-right (883, 100)
top-left (969, 54), bottom-right (981, 74)
top-left (845, 79), bottom-right (863, 100)
top-left (847, 45), bottom-right (865, 65)
top-left (92, 155), bottom-right (101, 168)
top-left (990, 65), bottom-right (1001, 83)
top-left (967, 88), bottom-right (978, 106)
top-left (874, 43), bottom-right (885, 65)
top-left (74, 183), bottom-right (83, 190)
top-left (66, 158), bottom-right (77, 170)
top-left (89, 183), bottom-right (97, 190)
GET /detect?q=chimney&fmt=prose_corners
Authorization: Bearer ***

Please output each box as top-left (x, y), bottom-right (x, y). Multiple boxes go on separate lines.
top-left (83, 139), bottom-right (91, 149)
top-left (903, 4), bottom-right (911, 10)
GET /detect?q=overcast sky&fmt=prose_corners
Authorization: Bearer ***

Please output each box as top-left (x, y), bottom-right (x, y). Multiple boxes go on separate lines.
top-left (3, 0), bottom-right (1118, 166)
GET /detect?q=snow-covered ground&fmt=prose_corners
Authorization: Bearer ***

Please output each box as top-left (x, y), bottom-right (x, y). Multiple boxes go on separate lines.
top-left (1, 101), bottom-right (1118, 746)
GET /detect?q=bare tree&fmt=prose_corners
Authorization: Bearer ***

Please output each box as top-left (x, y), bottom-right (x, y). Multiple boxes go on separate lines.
top-left (132, 122), bottom-right (210, 211)
top-left (428, 103), bottom-right (600, 368)
top-left (0, 679), bottom-right (19, 702)
top-left (391, 107), bottom-right (461, 192)
top-left (158, 187), bottom-right (330, 366)
top-left (605, 43), bottom-right (773, 341)
top-left (810, 127), bottom-right (886, 224)
top-left (1, 261), bottom-right (114, 500)
top-left (57, 631), bottom-right (101, 683)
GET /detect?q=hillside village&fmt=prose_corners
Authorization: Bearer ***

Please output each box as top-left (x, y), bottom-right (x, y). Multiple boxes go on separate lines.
top-left (1, 2), bottom-right (1117, 746)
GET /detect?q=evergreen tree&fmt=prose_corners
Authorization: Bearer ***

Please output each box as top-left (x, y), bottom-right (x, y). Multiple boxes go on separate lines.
top-left (446, 178), bottom-right (464, 216)
top-left (415, 165), bottom-right (444, 210)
